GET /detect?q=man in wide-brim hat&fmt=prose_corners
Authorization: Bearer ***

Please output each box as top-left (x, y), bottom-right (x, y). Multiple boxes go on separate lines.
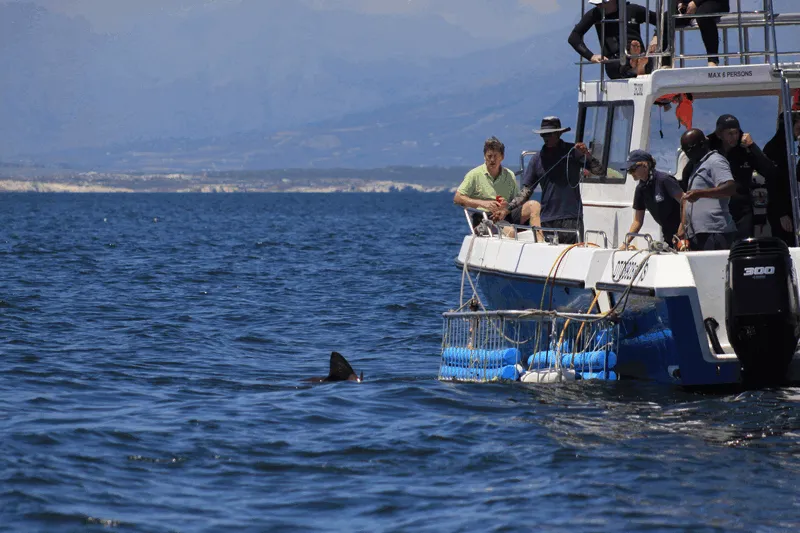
top-left (504, 116), bottom-right (606, 244)
top-left (533, 117), bottom-right (571, 136)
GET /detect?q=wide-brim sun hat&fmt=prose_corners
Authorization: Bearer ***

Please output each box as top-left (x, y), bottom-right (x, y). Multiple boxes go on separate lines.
top-left (533, 116), bottom-right (571, 135)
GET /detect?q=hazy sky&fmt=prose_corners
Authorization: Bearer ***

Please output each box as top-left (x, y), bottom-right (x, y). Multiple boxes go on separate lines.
top-left (2, 0), bottom-right (797, 164)
top-left (21, 0), bottom-right (571, 38)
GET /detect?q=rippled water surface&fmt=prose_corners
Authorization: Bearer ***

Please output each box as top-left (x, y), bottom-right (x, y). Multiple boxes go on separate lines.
top-left (1, 193), bottom-right (799, 532)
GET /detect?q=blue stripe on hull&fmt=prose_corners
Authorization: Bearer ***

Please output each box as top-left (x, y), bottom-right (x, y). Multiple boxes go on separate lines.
top-left (474, 273), bottom-right (741, 387)
top-left (475, 272), bottom-right (595, 312)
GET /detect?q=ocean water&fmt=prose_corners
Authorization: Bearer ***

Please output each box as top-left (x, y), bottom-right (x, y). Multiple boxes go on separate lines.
top-left (1, 192), bottom-right (798, 533)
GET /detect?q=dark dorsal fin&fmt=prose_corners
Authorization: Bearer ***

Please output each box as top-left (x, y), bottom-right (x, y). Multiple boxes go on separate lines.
top-left (326, 351), bottom-right (356, 381)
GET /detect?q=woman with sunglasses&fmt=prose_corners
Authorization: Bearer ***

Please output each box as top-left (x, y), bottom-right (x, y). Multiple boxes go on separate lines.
top-left (622, 150), bottom-right (685, 249)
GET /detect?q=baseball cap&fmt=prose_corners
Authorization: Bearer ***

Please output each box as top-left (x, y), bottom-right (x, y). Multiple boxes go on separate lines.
top-left (716, 114), bottom-right (741, 132)
top-left (626, 149), bottom-right (653, 169)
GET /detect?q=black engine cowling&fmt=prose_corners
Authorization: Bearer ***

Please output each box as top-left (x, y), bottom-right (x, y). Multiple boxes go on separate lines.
top-left (725, 237), bottom-right (800, 385)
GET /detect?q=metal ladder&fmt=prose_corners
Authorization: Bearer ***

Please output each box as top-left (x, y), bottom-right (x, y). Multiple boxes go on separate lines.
top-left (577, 0), bottom-right (800, 86)
top-left (673, 0), bottom-right (800, 67)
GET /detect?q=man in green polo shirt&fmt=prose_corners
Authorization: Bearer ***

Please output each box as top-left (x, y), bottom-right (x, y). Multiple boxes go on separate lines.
top-left (454, 136), bottom-right (541, 233)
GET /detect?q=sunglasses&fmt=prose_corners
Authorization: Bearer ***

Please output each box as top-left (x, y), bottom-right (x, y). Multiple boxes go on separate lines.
top-left (682, 141), bottom-right (703, 152)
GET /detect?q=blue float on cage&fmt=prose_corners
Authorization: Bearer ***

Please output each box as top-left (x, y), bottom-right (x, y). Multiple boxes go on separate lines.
top-left (527, 350), bottom-right (617, 371)
top-left (441, 347), bottom-right (521, 367)
top-left (438, 364), bottom-right (520, 382)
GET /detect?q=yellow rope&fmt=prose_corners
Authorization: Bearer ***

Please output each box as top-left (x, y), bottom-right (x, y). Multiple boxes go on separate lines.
top-left (532, 241), bottom-right (600, 358)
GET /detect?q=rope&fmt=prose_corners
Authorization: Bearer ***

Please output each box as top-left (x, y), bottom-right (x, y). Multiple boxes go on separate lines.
top-left (459, 234), bottom-right (480, 308)
top-left (571, 289), bottom-right (604, 360)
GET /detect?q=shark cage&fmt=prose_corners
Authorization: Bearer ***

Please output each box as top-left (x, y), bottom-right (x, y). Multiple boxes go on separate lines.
top-left (439, 308), bottom-right (620, 384)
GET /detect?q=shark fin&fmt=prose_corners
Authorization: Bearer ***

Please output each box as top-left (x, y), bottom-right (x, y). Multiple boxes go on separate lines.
top-left (326, 351), bottom-right (357, 381)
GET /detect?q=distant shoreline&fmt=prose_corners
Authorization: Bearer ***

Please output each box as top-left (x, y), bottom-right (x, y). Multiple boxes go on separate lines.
top-left (0, 166), bottom-right (469, 193)
top-left (0, 178), bottom-right (457, 194)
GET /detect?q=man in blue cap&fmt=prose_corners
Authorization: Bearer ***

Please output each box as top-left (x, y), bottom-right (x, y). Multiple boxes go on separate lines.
top-left (622, 149), bottom-right (685, 248)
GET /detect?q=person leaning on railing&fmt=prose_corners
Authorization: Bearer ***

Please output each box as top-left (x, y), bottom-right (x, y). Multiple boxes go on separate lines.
top-left (453, 136), bottom-right (542, 234)
top-left (568, 0), bottom-right (660, 79)
top-left (763, 111), bottom-right (800, 246)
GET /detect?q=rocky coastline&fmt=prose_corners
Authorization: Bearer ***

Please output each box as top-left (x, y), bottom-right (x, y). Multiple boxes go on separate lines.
top-left (0, 170), bottom-right (462, 193)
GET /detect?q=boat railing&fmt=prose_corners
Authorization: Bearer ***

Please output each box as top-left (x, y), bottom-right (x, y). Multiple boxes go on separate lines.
top-left (674, 2), bottom-right (800, 67)
top-left (463, 208), bottom-right (611, 247)
top-left (584, 229), bottom-right (610, 248)
top-left (518, 150), bottom-right (538, 178)
top-left (624, 232), bottom-right (660, 252)
top-left (463, 207), bottom-right (488, 236)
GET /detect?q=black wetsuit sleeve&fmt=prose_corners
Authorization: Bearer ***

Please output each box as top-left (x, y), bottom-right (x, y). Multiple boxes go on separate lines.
top-left (762, 140), bottom-right (788, 217)
top-left (626, 5), bottom-right (657, 29)
top-left (568, 10), bottom-right (598, 61)
top-left (748, 143), bottom-right (777, 181)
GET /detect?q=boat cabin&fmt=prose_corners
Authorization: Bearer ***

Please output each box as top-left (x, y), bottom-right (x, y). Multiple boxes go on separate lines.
top-left (570, 1), bottom-right (800, 247)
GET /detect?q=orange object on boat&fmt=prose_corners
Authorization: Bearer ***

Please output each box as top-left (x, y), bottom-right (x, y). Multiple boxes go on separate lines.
top-left (655, 93), bottom-right (694, 129)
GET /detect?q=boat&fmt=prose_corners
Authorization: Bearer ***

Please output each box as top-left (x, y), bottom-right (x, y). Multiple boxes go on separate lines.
top-left (440, 0), bottom-right (800, 388)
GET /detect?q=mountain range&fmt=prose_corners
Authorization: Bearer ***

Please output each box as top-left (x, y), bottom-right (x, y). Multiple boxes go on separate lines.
top-left (1, 1), bottom-right (797, 174)
top-left (0, 1), bottom-right (578, 171)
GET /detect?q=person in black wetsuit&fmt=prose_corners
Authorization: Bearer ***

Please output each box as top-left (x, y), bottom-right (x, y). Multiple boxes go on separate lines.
top-left (568, 0), bottom-right (660, 79)
top-left (705, 114), bottom-right (776, 240)
top-left (669, 0), bottom-right (730, 66)
top-left (764, 111), bottom-right (800, 246)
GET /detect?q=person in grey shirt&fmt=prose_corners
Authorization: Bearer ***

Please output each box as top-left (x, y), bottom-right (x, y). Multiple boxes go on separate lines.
top-left (680, 128), bottom-right (738, 251)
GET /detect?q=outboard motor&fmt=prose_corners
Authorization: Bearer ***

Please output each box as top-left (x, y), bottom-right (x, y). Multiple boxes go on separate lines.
top-left (726, 238), bottom-right (800, 385)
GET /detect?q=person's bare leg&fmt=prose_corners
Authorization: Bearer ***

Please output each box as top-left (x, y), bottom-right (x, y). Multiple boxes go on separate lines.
top-left (522, 200), bottom-right (545, 242)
